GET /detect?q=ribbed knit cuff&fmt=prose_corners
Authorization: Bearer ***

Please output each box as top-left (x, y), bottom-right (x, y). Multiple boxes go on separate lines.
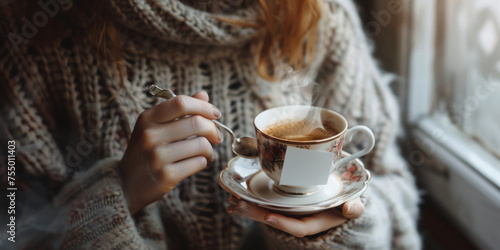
top-left (58, 157), bottom-right (143, 249)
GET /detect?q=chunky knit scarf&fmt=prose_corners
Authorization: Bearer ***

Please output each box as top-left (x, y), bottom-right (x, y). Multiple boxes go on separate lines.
top-left (0, 0), bottom-right (420, 249)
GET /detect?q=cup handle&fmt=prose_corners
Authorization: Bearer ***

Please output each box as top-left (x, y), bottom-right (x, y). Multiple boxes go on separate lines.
top-left (335, 125), bottom-right (375, 169)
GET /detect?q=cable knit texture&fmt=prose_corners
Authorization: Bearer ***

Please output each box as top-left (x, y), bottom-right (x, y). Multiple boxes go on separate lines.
top-left (0, 0), bottom-right (420, 249)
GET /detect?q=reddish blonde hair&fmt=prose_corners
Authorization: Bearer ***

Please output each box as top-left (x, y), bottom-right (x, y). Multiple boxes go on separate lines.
top-left (18, 0), bottom-right (323, 82)
top-left (252, 0), bottom-right (323, 81)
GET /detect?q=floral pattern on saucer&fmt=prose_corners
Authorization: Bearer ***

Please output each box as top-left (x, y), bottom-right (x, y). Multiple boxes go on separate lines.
top-left (339, 164), bottom-right (363, 182)
top-left (219, 151), bottom-right (371, 215)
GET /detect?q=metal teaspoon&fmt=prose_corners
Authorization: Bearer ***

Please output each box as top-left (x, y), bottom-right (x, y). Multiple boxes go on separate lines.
top-left (148, 85), bottom-right (258, 159)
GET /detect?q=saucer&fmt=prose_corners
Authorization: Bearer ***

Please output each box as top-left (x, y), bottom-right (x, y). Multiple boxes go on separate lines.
top-left (218, 151), bottom-right (371, 215)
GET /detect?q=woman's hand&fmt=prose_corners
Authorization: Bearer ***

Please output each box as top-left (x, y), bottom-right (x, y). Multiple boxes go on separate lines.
top-left (120, 91), bottom-right (223, 214)
top-left (226, 196), bottom-right (364, 237)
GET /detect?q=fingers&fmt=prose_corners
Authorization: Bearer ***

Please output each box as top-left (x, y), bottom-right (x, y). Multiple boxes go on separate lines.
top-left (159, 156), bottom-right (208, 191)
top-left (227, 197), bottom-right (269, 220)
top-left (342, 197), bottom-right (365, 219)
top-left (147, 95), bottom-right (221, 124)
top-left (261, 209), bottom-right (347, 237)
top-left (226, 197), bottom-right (347, 238)
top-left (162, 137), bottom-right (215, 162)
top-left (165, 115), bottom-right (222, 143)
top-left (139, 115), bottom-right (222, 147)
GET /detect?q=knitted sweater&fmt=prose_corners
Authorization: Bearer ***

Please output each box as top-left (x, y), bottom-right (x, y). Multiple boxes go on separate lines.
top-left (0, 0), bottom-right (420, 249)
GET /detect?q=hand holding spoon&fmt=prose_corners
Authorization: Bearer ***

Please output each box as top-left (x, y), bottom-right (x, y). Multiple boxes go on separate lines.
top-left (148, 85), bottom-right (258, 158)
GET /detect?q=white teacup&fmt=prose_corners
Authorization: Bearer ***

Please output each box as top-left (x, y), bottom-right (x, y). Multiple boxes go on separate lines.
top-left (253, 105), bottom-right (375, 195)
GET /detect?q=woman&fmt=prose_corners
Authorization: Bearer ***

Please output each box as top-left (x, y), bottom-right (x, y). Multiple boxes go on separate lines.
top-left (0, 0), bottom-right (420, 249)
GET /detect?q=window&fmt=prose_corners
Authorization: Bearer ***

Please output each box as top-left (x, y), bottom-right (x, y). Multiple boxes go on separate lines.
top-left (405, 0), bottom-right (500, 184)
top-left (434, 0), bottom-right (500, 162)
top-left (366, 0), bottom-right (500, 249)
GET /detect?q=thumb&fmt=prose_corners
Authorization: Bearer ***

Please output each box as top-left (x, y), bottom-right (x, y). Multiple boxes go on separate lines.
top-left (342, 197), bottom-right (364, 219)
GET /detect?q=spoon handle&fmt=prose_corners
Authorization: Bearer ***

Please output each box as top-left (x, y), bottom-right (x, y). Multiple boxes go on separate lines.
top-left (148, 85), bottom-right (176, 99)
top-left (148, 85), bottom-right (236, 139)
top-left (212, 120), bottom-right (233, 137)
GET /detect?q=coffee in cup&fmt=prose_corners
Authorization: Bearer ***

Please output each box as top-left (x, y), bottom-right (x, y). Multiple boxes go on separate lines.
top-left (263, 118), bottom-right (339, 141)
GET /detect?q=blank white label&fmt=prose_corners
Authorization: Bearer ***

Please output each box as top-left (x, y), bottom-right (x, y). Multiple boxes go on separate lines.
top-left (279, 147), bottom-right (333, 186)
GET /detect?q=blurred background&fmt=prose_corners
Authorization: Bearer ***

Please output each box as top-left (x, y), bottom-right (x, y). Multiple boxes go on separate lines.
top-left (355, 0), bottom-right (500, 249)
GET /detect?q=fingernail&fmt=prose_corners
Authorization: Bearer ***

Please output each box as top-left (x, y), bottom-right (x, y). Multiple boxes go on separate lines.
top-left (227, 209), bottom-right (240, 215)
top-left (265, 218), bottom-right (278, 226)
top-left (347, 204), bottom-right (357, 216)
top-left (212, 106), bottom-right (221, 118)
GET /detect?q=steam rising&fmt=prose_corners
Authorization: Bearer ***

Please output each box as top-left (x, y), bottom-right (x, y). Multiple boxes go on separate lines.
top-left (274, 67), bottom-right (329, 137)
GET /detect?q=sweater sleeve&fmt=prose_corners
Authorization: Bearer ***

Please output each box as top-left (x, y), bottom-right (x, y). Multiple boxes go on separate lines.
top-left (0, 60), bottom-right (165, 249)
top-left (261, 0), bottom-right (421, 249)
